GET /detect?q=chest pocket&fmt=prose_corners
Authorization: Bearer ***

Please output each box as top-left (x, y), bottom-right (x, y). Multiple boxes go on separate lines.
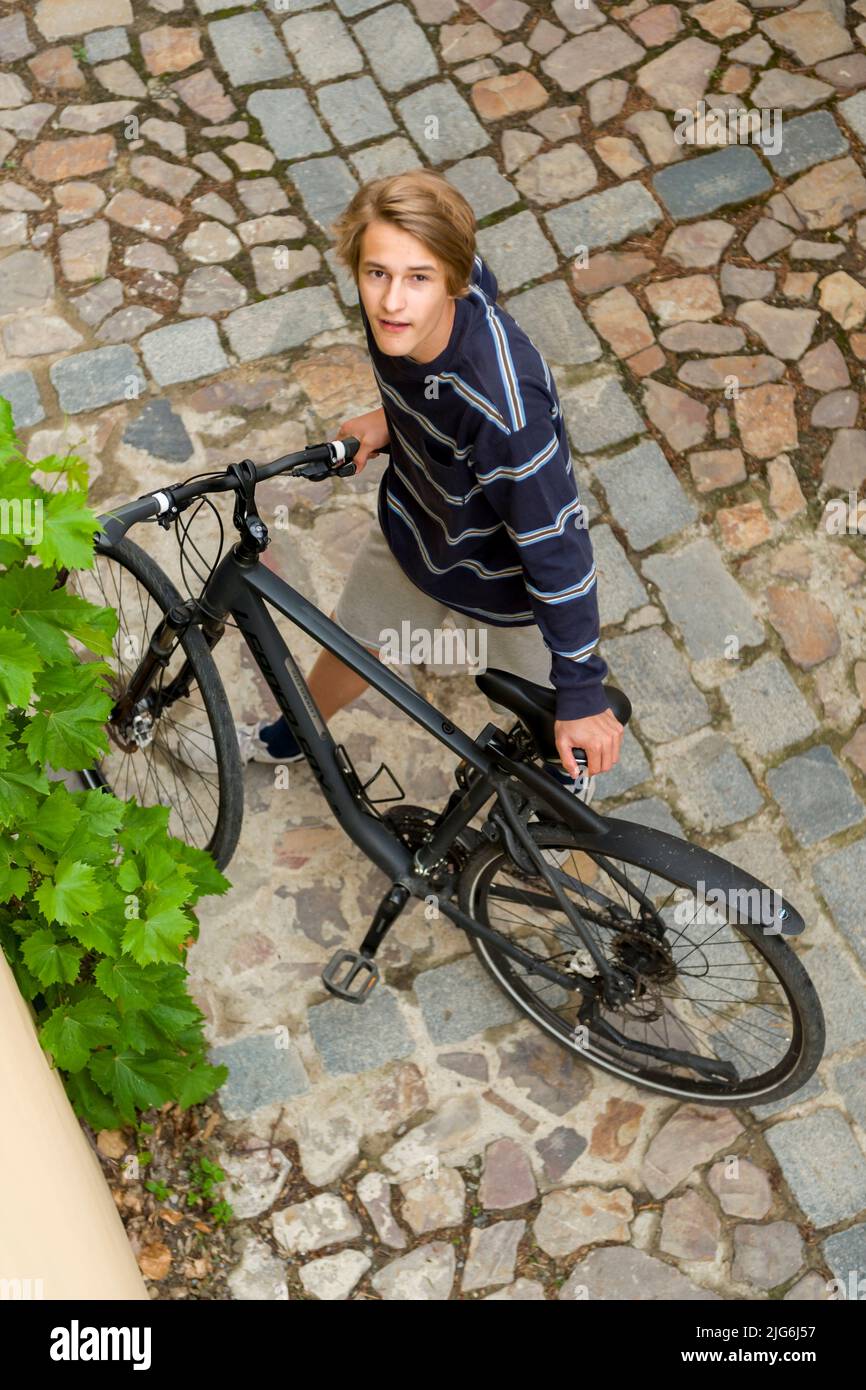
top-left (415, 437), bottom-right (474, 504)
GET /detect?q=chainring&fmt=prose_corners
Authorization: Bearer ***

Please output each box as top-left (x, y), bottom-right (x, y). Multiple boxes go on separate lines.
top-left (382, 804), bottom-right (475, 890)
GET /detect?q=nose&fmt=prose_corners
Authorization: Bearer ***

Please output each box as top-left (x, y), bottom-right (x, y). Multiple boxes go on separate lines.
top-left (382, 279), bottom-right (406, 315)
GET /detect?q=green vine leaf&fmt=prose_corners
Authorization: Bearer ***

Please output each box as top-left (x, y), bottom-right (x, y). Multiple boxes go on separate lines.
top-left (40, 995), bottom-right (121, 1073)
top-left (34, 857), bottom-right (104, 928)
top-left (0, 566), bottom-right (117, 661)
top-left (88, 1050), bottom-right (185, 1124)
top-left (21, 929), bottom-right (84, 986)
top-left (0, 626), bottom-right (42, 705)
top-left (34, 490), bottom-right (99, 571)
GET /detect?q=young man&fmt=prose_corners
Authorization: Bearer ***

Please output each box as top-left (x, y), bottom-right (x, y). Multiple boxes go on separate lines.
top-left (238, 169), bottom-right (624, 798)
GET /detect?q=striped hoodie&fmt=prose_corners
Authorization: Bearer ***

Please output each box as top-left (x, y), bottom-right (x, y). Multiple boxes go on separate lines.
top-left (358, 253), bottom-right (610, 721)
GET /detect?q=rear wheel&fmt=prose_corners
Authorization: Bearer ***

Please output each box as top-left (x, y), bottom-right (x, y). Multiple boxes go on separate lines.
top-left (457, 824), bottom-right (825, 1107)
top-left (63, 535), bottom-right (243, 871)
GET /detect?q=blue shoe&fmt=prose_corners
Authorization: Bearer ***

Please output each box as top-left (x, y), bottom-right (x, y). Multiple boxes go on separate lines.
top-left (531, 762), bottom-right (595, 867)
top-left (236, 716), bottom-right (304, 765)
top-left (542, 759), bottom-right (596, 807)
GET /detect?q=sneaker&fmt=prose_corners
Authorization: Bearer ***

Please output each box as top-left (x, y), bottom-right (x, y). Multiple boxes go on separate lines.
top-left (236, 716), bottom-right (305, 766)
top-left (540, 759), bottom-right (596, 808)
top-left (530, 761), bottom-right (595, 868)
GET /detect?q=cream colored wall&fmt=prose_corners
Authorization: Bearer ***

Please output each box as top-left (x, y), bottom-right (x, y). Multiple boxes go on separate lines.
top-left (0, 950), bottom-right (149, 1301)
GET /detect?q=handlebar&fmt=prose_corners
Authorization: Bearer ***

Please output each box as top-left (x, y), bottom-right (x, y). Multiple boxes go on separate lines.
top-left (96, 436), bottom-right (362, 545)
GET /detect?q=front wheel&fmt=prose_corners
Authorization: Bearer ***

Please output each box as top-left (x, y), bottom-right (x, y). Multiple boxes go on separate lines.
top-left (63, 535), bottom-right (244, 871)
top-left (457, 823), bottom-right (825, 1107)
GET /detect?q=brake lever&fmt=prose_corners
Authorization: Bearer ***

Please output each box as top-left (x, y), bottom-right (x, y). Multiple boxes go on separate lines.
top-left (295, 459), bottom-right (357, 481)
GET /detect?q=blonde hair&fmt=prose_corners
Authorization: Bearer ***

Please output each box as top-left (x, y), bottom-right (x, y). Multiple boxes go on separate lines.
top-left (329, 168), bottom-right (477, 300)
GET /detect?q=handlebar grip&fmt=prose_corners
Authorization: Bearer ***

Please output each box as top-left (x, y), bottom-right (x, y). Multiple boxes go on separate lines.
top-left (96, 493), bottom-right (162, 545)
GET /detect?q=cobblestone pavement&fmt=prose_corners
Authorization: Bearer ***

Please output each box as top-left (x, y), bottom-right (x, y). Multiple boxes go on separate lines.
top-left (3, 0), bottom-right (866, 1300)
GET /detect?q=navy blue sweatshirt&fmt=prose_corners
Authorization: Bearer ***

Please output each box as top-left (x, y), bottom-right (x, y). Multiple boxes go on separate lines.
top-left (358, 254), bottom-right (610, 721)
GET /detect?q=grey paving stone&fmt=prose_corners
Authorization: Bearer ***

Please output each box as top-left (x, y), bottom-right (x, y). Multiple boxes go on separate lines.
top-left (262, 0), bottom-right (322, 11)
top-left (607, 795), bottom-right (684, 839)
top-left (248, 88), bottom-right (332, 161)
top-left (224, 285), bottom-right (346, 361)
top-left (589, 438), bottom-right (698, 551)
top-left (602, 628), bottom-right (711, 742)
top-left (797, 943), bottom-right (866, 1058)
top-left (822, 1223), bottom-right (866, 1292)
top-left (353, 3), bottom-right (439, 93)
top-left (0, 249), bottom-right (54, 314)
top-left (70, 277), bottom-right (124, 326)
top-left (414, 954), bottom-right (520, 1045)
top-left (333, 0), bottom-right (393, 12)
top-left (834, 1056), bottom-right (866, 1135)
top-left (765, 111), bottom-right (849, 179)
top-left (49, 346), bottom-right (145, 415)
top-left (324, 247), bottom-right (359, 306)
top-left (208, 13), bottom-right (292, 87)
top-left (446, 156), bottom-right (519, 222)
top-left (589, 522), bottom-right (648, 626)
top-left (750, 1071), bottom-right (823, 1119)
top-left (280, 9), bottom-right (363, 83)
top-left (653, 146), bottom-right (774, 220)
top-left (503, 279), bottom-right (601, 366)
top-left (209, 1031), bottom-right (310, 1119)
top-left (594, 725), bottom-right (652, 802)
top-left (0, 370), bottom-right (45, 429)
top-left (84, 26), bottom-right (130, 62)
top-left (732, 1221), bottom-right (804, 1291)
top-left (812, 837), bottom-right (866, 968)
top-left (308, 986), bottom-right (414, 1074)
top-left (287, 155), bottom-right (358, 231)
top-left (765, 1110), bottom-right (866, 1228)
top-left (838, 91), bottom-right (866, 146)
top-left (476, 210), bottom-right (558, 292)
top-left (236, 177), bottom-right (289, 216)
top-left (720, 655), bottom-right (818, 757)
top-left (668, 731), bottom-right (764, 830)
top-left (122, 398), bottom-right (193, 463)
top-left (196, 0), bottom-right (256, 10)
top-left (350, 136), bottom-right (425, 182)
top-left (396, 81), bottom-right (489, 165)
top-left (561, 376), bottom-right (644, 455)
top-left (720, 264), bottom-right (776, 300)
top-left (315, 76), bottom-right (395, 147)
top-left (561, 1246), bottom-right (720, 1301)
top-left (0, 12), bottom-right (34, 62)
top-left (140, 318), bottom-right (229, 386)
top-left (545, 180), bottom-right (663, 255)
top-left (642, 539), bottom-right (763, 662)
top-left (768, 747), bottom-right (865, 849)
top-left (95, 306), bottom-right (162, 343)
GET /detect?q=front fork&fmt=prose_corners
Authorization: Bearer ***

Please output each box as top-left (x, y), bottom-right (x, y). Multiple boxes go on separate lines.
top-left (110, 599), bottom-right (224, 739)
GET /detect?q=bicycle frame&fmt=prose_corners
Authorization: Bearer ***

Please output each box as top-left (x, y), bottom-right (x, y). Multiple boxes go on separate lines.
top-left (96, 525), bottom-right (664, 1006)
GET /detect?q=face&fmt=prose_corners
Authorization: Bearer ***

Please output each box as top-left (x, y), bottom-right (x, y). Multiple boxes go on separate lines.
top-left (358, 219), bottom-right (456, 363)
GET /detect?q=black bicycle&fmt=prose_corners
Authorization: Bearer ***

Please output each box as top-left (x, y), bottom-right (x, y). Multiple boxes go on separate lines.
top-left (61, 436), bottom-right (825, 1107)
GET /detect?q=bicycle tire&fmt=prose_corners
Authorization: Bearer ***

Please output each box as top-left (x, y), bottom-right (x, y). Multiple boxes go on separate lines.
top-left (65, 534), bottom-right (244, 872)
top-left (457, 823), bottom-right (825, 1108)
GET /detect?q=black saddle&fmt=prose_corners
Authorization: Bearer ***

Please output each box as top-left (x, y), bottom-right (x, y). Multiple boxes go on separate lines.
top-left (475, 668), bottom-right (631, 763)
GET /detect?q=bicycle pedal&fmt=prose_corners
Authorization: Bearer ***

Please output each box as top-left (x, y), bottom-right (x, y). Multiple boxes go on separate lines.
top-left (321, 949), bottom-right (380, 1003)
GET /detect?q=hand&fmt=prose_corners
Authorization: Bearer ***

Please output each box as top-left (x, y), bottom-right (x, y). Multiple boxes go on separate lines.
top-left (554, 707), bottom-right (624, 778)
top-left (336, 408), bottom-right (390, 474)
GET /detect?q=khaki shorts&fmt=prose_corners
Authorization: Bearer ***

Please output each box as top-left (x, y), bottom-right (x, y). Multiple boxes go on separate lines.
top-left (334, 521), bottom-right (553, 718)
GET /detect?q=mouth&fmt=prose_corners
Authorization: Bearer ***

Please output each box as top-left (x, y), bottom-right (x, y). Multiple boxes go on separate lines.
top-left (379, 319), bottom-right (411, 332)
